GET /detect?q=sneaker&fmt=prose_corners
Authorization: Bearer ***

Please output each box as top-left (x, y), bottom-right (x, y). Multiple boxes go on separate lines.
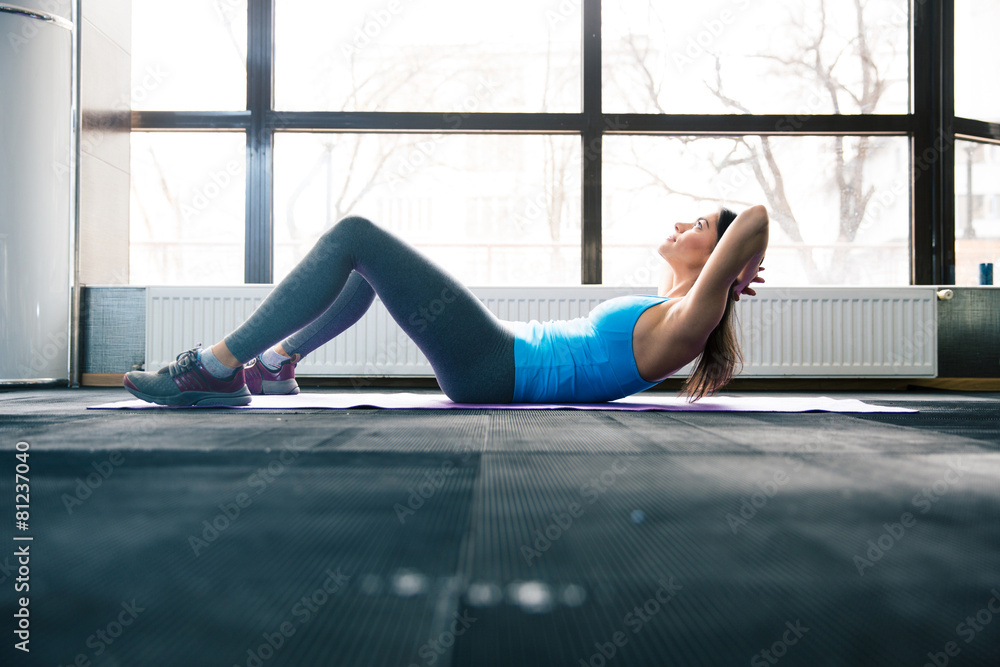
top-left (244, 352), bottom-right (300, 395)
top-left (123, 345), bottom-right (252, 406)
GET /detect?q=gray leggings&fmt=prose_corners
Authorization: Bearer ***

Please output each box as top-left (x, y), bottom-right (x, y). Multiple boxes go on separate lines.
top-left (223, 216), bottom-right (515, 403)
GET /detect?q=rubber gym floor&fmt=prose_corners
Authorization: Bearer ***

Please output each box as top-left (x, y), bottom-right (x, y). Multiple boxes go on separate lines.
top-left (1, 387), bottom-right (998, 666)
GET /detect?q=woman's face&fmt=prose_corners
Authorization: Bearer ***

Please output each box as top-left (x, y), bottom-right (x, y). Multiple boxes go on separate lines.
top-left (657, 211), bottom-right (721, 266)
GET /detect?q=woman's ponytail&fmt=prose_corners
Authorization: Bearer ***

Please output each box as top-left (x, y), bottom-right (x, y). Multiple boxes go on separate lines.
top-left (680, 290), bottom-right (743, 401)
top-left (680, 206), bottom-right (743, 401)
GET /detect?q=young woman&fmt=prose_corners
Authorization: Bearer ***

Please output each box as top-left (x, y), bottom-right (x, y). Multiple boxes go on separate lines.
top-left (123, 205), bottom-right (768, 406)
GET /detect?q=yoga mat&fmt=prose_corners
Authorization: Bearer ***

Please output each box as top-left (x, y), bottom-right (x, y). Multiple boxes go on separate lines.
top-left (88, 392), bottom-right (916, 413)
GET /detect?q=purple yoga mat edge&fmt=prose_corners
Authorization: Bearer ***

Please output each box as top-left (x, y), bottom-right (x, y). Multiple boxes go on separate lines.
top-left (86, 392), bottom-right (918, 413)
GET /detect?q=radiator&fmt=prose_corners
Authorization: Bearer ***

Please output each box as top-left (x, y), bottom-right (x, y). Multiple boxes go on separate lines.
top-left (145, 286), bottom-right (937, 378)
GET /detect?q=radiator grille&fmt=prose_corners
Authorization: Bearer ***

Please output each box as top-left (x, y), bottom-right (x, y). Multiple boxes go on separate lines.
top-left (146, 286), bottom-right (937, 377)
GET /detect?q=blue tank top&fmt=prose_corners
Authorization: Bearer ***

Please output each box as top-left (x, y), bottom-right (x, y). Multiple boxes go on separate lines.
top-left (509, 294), bottom-right (671, 403)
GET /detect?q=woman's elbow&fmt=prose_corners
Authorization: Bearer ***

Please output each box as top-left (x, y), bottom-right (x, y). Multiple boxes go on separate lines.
top-left (745, 205), bottom-right (769, 246)
top-left (748, 204), bottom-right (769, 228)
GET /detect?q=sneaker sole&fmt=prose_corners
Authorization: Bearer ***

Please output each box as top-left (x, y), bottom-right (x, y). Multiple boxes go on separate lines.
top-left (260, 379), bottom-right (300, 395)
top-left (124, 381), bottom-right (253, 407)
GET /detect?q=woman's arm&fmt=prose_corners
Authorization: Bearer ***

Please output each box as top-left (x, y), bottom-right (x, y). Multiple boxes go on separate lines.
top-left (732, 257), bottom-right (765, 301)
top-left (668, 205), bottom-right (769, 345)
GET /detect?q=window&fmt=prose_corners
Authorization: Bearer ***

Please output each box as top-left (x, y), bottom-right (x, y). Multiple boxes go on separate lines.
top-left (603, 136), bottom-right (910, 287)
top-left (955, 0), bottom-right (1000, 124)
top-left (274, 0), bottom-right (581, 113)
top-left (954, 141), bottom-right (1000, 285)
top-left (953, 0), bottom-right (1000, 286)
top-left (603, 0), bottom-right (909, 115)
top-left (130, 133), bottom-right (246, 285)
top-left (131, 0), bottom-right (247, 111)
top-left (131, 1), bottom-right (1000, 287)
top-left (273, 133), bottom-right (581, 285)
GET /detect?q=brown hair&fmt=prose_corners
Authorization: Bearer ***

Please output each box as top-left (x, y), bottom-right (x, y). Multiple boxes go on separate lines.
top-left (681, 207), bottom-right (744, 402)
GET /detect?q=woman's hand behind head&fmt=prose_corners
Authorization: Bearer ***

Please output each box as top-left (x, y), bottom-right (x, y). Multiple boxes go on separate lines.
top-left (733, 264), bottom-right (765, 301)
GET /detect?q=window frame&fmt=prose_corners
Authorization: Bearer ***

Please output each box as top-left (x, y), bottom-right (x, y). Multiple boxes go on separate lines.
top-left (131, 0), bottom-right (1000, 285)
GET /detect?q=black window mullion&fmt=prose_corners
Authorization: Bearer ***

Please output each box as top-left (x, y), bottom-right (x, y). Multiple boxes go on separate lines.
top-left (604, 114), bottom-right (913, 136)
top-left (912, 0), bottom-right (953, 285)
top-left (246, 0), bottom-right (274, 284)
top-left (955, 118), bottom-right (1000, 144)
top-left (131, 111), bottom-right (252, 130)
top-left (268, 111), bottom-right (584, 133)
top-left (940, 0), bottom-right (955, 285)
top-left (582, 0), bottom-right (601, 284)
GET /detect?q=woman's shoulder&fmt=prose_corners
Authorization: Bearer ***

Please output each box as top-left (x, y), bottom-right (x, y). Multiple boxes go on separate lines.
top-left (597, 293), bottom-right (672, 308)
top-left (589, 293), bottom-right (673, 322)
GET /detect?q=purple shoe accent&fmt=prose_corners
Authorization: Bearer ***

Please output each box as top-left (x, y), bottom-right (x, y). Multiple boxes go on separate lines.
top-left (123, 346), bottom-right (251, 406)
top-left (243, 353), bottom-right (300, 395)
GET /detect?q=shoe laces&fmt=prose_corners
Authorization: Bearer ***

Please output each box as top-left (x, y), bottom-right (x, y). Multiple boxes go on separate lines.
top-left (169, 345), bottom-right (202, 378)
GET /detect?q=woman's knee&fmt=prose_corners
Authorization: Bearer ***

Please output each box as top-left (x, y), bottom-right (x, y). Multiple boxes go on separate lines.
top-left (335, 215), bottom-right (377, 237)
top-left (317, 215), bottom-right (377, 248)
